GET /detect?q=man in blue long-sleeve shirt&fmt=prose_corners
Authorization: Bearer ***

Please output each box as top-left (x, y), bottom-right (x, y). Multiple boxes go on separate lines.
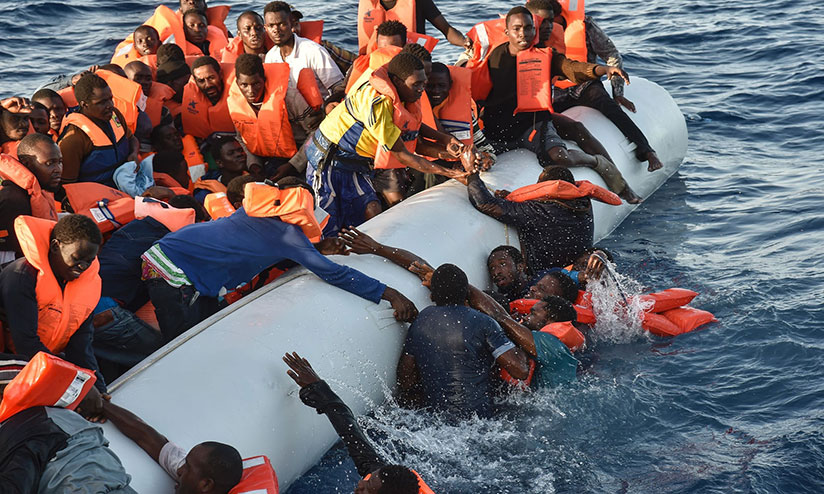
top-left (140, 181), bottom-right (418, 341)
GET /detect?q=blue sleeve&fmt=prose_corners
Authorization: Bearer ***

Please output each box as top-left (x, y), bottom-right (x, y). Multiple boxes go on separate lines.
top-left (192, 188), bottom-right (209, 204)
top-left (483, 315), bottom-right (515, 359)
top-left (281, 226), bottom-right (386, 304)
top-left (63, 317), bottom-right (107, 393)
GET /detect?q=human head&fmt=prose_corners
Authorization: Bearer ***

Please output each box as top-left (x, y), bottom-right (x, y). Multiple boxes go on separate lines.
top-left (156, 58), bottom-right (192, 97)
top-left (525, 0), bottom-right (556, 44)
top-left (179, 0), bottom-right (207, 14)
top-left (505, 6), bottom-right (536, 53)
top-left (28, 102), bottom-right (50, 135)
top-left (375, 20), bottom-right (407, 49)
top-left (75, 73), bottom-right (115, 121)
top-left (429, 263), bottom-right (469, 306)
top-left (386, 53), bottom-right (425, 104)
top-left (355, 464), bottom-right (420, 494)
top-left (124, 61), bottom-right (154, 97)
top-left (99, 64), bottom-right (128, 78)
top-left (263, 1), bottom-right (293, 47)
top-left (169, 194), bottom-right (210, 222)
top-left (400, 43), bottom-right (431, 76)
top-left (236, 11), bottom-right (266, 52)
top-left (537, 165), bottom-right (574, 184)
top-left (151, 124), bottom-right (184, 153)
top-left (235, 54), bottom-right (266, 105)
top-left (134, 25), bottom-right (161, 56)
top-left (210, 135), bottom-right (247, 174)
top-left (48, 214), bottom-right (102, 283)
top-left (226, 175), bottom-right (256, 209)
top-left (290, 9), bottom-right (303, 35)
top-left (522, 295), bottom-right (576, 330)
top-left (527, 271), bottom-right (578, 302)
top-left (191, 56), bottom-right (225, 104)
top-left (487, 245), bottom-right (527, 292)
top-left (153, 150), bottom-right (190, 188)
top-left (0, 103), bottom-right (31, 143)
top-left (424, 62), bottom-right (451, 107)
top-left (16, 133), bottom-right (63, 192)
top-left (174, 442), bottom-right (243, 494)
top-left (32, 88), bottom-right (66, 134)
top-left (183, 11), bottom-right (209, 45)
top-left (157, 43), bottom-right (186, 65)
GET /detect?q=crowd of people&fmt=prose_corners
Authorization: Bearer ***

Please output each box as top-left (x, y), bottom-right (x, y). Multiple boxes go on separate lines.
top-left (0, 0), bottom-right (662, 491)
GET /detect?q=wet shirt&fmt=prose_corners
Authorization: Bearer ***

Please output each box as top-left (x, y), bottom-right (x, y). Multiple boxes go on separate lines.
top-left (532, 331), bottom-right (578, 388)
top-left (403, 305), bottom-right (515, 419)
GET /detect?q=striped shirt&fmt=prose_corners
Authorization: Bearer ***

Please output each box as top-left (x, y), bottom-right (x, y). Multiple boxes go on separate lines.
top-left (140, 244), bottom-right (192, 288)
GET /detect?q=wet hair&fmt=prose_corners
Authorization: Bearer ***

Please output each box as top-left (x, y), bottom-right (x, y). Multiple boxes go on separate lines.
top-left (31, 88), bottom-right (61, 103)
top-left (545, 271), bottom-right (579, 302)
top-left (226, 175), bottom-right (256, 206)
top-left (430, 263), bottom-right (469, 306)
top-left (191, 55), bottom-right (221, 74)
top-left (157, 44), bottom-right (186, 65)
top-left (538, 165), bottom-right (574, 184)
top-left (376, 20), bottom-right (407, 41)
top-left (263, 1), bottom-right (291, 16)
top-left (506, 6), bottom-right (533, 27)
top-left (16, 133), bottom-right (56, 158)
top-left (169, 194), bottom-right (210, 223)
top-left (386, 53), bottom-right (423, 81)
top-left (51, 214), bottom-right (103, 246)
top-left (198, 442), bottom-right (243, 493)
top-left (209, 135), bottom-right (239, 162)
top-left (73, 73), bottom-right (109, 105)
top-left (540, 295), bottom-right (577, 323)
top-left (430, 62), bottom-right (451, 79)
top-left (100, 64), bottom-right (127, 77)
top-left (377, 465), bottom-right (420, 494)
top-left (152, 150), bottom-right (186, 176)
top-left (235, 53), bottom-right (265, 78)
top-left (400, 43), bottom-right (431, 63)
top-left (488, 245), bottom-right (524, 266)
top-left (134, 24), bottom-right (160, 40)
top-left (237, 10), bottom-right (264, 28)
top-left (525, 0), bottom-right (561, 16)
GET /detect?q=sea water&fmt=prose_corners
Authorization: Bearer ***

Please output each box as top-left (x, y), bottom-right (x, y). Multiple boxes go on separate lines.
top-left (2, 0), bottom-right (822, 492)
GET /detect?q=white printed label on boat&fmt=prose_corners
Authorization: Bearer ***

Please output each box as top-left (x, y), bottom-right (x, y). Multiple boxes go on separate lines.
top-left (88, 207), bottom-right (108, 224)
top-left (53, 371), bottom-right (90, 408)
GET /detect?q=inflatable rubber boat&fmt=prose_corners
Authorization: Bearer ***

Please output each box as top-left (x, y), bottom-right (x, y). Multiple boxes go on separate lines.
top-left (102, 77), bottom-right (687, 492)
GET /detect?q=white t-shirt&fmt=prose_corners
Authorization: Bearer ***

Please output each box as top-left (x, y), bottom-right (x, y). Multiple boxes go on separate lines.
top-left (159, 441), bottom-right (188, 480)
top-left (263, 35), bottom-right (344, 123)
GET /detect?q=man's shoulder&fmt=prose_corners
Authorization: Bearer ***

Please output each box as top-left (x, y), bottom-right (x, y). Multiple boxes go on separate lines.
top-left (0, 256), bottom-right (37, 284)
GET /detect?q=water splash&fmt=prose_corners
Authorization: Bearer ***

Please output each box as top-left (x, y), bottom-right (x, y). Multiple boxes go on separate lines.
top-left (587, 262), bottom-right (650, 345)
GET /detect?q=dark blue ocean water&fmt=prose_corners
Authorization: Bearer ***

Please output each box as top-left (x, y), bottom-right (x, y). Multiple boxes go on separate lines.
top-left (2, 0), bottom-right (823, 492)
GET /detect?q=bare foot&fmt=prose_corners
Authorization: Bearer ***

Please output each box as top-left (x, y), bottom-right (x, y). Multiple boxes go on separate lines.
top-left (646, 152), bottom-right (663, 172)
top-left (619, 186), bottom-right (643, 204)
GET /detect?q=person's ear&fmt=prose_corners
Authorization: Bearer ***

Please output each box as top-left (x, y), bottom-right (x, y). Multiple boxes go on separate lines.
top-left (49, 238), bottom-right (61, 253)
top-left (199, 477), bottom-right (214, 493)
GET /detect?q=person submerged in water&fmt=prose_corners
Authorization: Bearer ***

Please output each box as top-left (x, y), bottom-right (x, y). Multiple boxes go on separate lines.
top-left (486, 245), bottom-right (532, 306)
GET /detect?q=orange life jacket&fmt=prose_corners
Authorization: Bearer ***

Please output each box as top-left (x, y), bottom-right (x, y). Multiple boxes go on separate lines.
top-left (369, 67), bottom-right (422, 169)
top-left (219, 36), bottom-right (275, 64)
top-left (0, 352), bottom-right (97, 423)
top-left (63, 182), bottom-right (135, 234)
top-left (242, 182), bottom-right (327, 242)
top-left (171, 25), bottom-right (229, 58)
top-left (181, 135), bottom-right (208, 186)
top-left (228, 455), bottom-right (279, 494)
top-left (299, 20), bottom-right (324, 44)
top-left (406, 32), bottom-right (439, 53)
top-left (96, 70), bottom-right (146, 133)
top-left (427, 66), bottom-right (474, 148)
top-left (637, 288), bottom-right (698, 313)
top-left (13, 216), bottom-right (101, 354)
top-left (514, 46), bottom-right (553, 114)
top-left (554, 0), bottom-right (587, 89)
top-left (227, 64), bottom-right (296, 158)
top-left (193, 178), bottom-right (226, 195)
top-left (549, 21), bottom-right (566, 53)
top-left (505, 179), bottom-right (622, 205)
top-left (179, 5), bottom-right (231, 39)
top-left (0, 154), bottom-right (58, 224)
top-left (125, 5), bottom-right (230, 45)
top-left (181, 64), bottom-right (236, 139)
top-left (345, 45), bottom-right (402, 93)
top-left (133, 196), bottom-right (195, 232)
top-left (297, 68), bottom-right (324, 110)
top-left (357, 0), bottom-right (416, 54)
top-left (361, 470), bottom-right (434, 494)
top-left (642, 307), bottom-right (716, 337)
top-left (466, 18), bottom-right (508, 65)
top-left (540, 321), bottom-right (585, 351)
top-left (573, 290), bottom-right (596, 324)
top-left (145, 82), bottom-right (177, 128)
top-left (59, 112), bottom-right (130, 186)
top-left (203, 192), bottom-right (235, 219)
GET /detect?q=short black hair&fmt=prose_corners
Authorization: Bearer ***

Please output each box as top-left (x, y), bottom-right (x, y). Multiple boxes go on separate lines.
top-left (376, 20), bottom-right (407, 40)
top-left (386, 53), bottom-right (423, 81)
top-left (157, 44), bottom-right (186, 65)
top-left (430, 62), bottom-right (451, 79)
top-left (226, 175), bottom-right (256, 206)
top-left (209, 135), bottom-right (239, 162)
top-left (263, 1), bottom-right (291, 16)
top-left (235, 53), bottom-right (265, 78)
top-left (31, 88), bottom-right (61, 103)
top-left (183, 10), bottom-right (208, 23)
top-left (377, 465), bottom-right (420, 494)
top-left (191, 55), bottom-right (221, 75)
top-left (488, 245), bottom-right (523, 266)
top-left (29, 101), bottom-right (48, 113)
top-left (152, 150), bottom-right (186, 176)
top-left (525, 0), bottom-right (561, 16)
top-left (400, 43), bottom-right (431, 63)
top-left (538, 165), bottom-right (575, 184)
top-left (430, 263), bottom-right (468, 306)
top-left (237, 10), bottom-right (263, 28)
top-left (51, 214), bottom-right (103, 246)
top-left (199, 441), bottom-right (243, 493)
top-left (17, 133), bottom-right (56, 159)
top-left (134, 24), bottom-right (160, 39)
top-left (545, 271), bottom-right (579, 302)
top-left (169, 194), bottom-right (210, 222)
top-left (540, 295), bottom-right (577, 323)
top-left (506, 6), bottom-right (533, 27)
top-left (74, 73), bottom-right (109, 105)
top-left (100, 64), bottom-right (127, 77)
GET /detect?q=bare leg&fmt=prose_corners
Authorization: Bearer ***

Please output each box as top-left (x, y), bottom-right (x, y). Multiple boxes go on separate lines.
top-left (546, 147), bottom-right (641, 204)
top-left (551, 114), bottom-right (614, 163)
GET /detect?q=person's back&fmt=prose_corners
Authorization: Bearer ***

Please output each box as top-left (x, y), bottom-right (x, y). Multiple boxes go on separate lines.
top-left (404, 305), bottom-right (512, 418)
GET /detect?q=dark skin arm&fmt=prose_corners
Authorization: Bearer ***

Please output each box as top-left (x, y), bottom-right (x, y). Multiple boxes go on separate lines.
top-left (430, 14), bottom-right (468, 48)
top-left (396, 353), bottom-right (425, 408)
top-left (101, 399), bottom-right (169, 462)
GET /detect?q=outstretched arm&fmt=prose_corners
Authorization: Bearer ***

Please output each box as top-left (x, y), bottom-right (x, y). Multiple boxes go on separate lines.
top-left (340, 227), bottom-right (430, 272)
top-left (101, 400), bottom-right (169, 463)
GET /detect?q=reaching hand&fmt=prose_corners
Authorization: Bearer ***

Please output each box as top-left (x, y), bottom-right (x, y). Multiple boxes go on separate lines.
top-left (614, 95), bottom-right (636, 113)
top-left (445, 137), bottom-right (464, 158)
top-left (604, 66), bottom-right (630, 85)
top-left (315, 237), bottom-right (348, 255)
top-left (476, 151), bottom-right (495, 171)
top-left (579, 251), bottom-right (607, 285)
top-left (76, 388), bottom-right (107, 423)
top-left (459, 147), bottom-right (477, 173)
top-left (339, 227), bottom-right (381, 255)
top-left (268, 163), bottom-right (297, 183)
top-left (408, 261), bottom-right (434, 286)
top-left (283, 352), bottom-right (322, 388)
top-left (382, 287), bottom-right (418, 322)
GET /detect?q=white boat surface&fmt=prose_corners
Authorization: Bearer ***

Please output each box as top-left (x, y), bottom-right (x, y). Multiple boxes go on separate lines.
top-left (102, 77), bottom-right (688, 492)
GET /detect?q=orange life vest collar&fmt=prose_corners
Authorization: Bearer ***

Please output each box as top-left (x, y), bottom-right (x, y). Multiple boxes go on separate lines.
top-left (429, 66), bottom-right (474, 147)
top-left (0, 154), bottom-right (58, 222)
top-left (369, 67), bottom-right (422, 169)
top-left (14, 216), bottom-right (101, 353)
top-left (505, 179), bottom-right (622, 205)
top-left (60, 112), bottom-right (127, 147)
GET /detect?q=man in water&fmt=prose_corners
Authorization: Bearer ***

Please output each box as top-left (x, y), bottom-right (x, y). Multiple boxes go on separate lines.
top-left (526, 270), bottom-right (579, 303)
top-left (284, 352), bottom-right (427, 494)
top-left (486, 245), bottom-right (531, 306)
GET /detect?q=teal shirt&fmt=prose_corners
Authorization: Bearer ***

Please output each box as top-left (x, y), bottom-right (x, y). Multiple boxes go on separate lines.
top-left (532, 331), bottom-right (578, 388)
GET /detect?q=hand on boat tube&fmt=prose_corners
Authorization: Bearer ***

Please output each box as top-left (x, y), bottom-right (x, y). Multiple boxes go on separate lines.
top-left (599, 65), bottom-right (630, 86)
top-left (75, 387), bottom-right (109, 423)
top-left (315, 237), bottom-right (348, 255)
top-left (283, 352), bottom-right (322, 388)
top-left (408, 261), bottom-right (434, 287)
top-left (382, 287), bottom-right (418, 322)
top-left (445, 137), bottom-right (464, 158)
top-left (339, 227), bottom-right (380, 255)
